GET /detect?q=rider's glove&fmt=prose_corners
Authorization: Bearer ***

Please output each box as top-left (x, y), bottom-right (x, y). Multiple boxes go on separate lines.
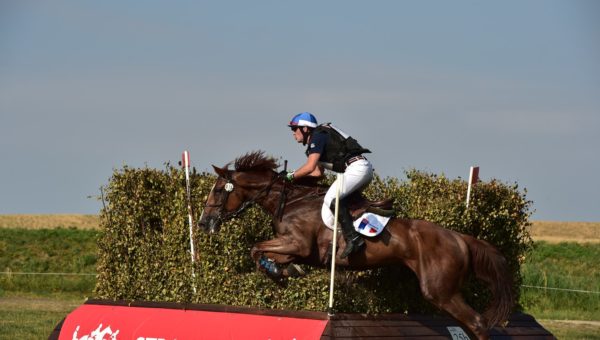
top-left (284, 171), bottom-right (294, 182)
top-left (278, 170), bottom-right (295, 181)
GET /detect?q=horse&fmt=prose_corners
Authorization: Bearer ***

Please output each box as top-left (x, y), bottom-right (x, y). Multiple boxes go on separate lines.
top-left (198, 151), bottom-right (514, 340)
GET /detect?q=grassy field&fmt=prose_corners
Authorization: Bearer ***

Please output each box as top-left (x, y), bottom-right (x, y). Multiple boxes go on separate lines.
top-left (0, 292), bottom-right (85, 340)
top-left (0, 227), bottom-right (98, 294)
top-left (0, 226), bottom-right (97, 340)
top-left (520, 241), bottom-right (600, 339)
top-left (1, 216), bottom-right (600, 339)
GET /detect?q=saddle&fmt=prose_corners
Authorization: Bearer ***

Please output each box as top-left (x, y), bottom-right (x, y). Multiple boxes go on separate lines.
top-left (347, 194), bottom-right (395, 219)
top-left (283, 178), bottom-right (395, 219)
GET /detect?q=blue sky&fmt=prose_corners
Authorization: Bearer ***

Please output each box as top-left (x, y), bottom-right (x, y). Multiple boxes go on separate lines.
top-left (1, 1), bottom-right (599, 221)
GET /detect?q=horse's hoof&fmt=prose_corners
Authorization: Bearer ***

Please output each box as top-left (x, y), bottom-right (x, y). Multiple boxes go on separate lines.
top-left (285, 263), bottom-right (306, 277)
top-left (259, 256), bottom-right (282, 278)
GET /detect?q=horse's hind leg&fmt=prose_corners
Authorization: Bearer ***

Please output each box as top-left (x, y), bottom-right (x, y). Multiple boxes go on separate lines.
top-left (439, 294), bottom-right (489, 340)
top-left (418, 267), bottom-right (488, 339)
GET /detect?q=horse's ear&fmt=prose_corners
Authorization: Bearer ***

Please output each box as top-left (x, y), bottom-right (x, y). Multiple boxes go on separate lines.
top-left (212, 165), bottom-right (230, 179)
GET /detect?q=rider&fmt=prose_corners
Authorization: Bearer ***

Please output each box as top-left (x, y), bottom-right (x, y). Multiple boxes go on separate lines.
top-left (284, 112), bottom-right (373, 258)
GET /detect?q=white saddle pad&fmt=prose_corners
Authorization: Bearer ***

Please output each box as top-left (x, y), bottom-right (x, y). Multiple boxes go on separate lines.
top-left (353, 212), bottom-right (391, 237)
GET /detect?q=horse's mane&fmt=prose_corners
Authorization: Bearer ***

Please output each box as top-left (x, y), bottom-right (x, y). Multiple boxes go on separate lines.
top-left (233, 151), bottom-right (278, 172)
top-left (232, 150), bottom-right (327, 191)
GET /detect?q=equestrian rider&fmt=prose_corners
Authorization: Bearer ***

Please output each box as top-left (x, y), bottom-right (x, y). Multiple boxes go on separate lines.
top-left (284, 112), bottom-right (373, 258)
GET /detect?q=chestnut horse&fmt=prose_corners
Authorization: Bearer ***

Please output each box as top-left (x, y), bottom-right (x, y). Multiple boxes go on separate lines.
top-left (198, 151), bottom-right (514, 340)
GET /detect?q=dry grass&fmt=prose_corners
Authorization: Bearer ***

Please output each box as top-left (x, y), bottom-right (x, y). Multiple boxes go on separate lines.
top-left (0, 214), bottom-right (100, 229)
top-left (530, 220), bottom-right (600, 243)
top-left (2, 215), bottom-right (599, 243)
top-left (0, 294), bottom-right (83, 313)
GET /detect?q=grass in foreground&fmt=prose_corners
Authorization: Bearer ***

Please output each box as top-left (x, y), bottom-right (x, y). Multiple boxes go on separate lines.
top-left (0, 292), bottom-right (86, 340)
top-left (537, 320), bottom-right (600, 340)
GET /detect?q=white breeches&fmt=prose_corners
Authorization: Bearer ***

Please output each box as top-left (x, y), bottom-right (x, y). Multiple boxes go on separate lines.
top-left (321, 159), bottom-right (373, 228)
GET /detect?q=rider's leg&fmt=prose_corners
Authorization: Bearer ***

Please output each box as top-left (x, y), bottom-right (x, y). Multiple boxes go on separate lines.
top-left (331, 198), bottom-right (365, 258)
top-left (321, 159), bottom-right (374, 257)
top-left (321, 160), bottom-right (373, 227)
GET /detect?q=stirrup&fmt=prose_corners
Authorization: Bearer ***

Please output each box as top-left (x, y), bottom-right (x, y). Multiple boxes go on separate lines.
top-left (340, 236), bottom-right (365, 259)
top-left (324, 242), bottom-right (333, 265)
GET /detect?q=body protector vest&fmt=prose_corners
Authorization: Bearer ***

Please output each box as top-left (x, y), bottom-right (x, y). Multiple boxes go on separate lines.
top-left (307, 123), bottom-right (371, 172)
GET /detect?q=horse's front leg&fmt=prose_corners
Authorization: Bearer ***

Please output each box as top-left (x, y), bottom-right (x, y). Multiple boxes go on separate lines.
top-left (250, 237), bottom-right (303, 279)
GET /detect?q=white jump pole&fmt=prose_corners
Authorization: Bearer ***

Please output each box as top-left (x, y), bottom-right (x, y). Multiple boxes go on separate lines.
top-left (182, 150), bottom-right (197, 293)
top-left (328, 173), bottom-right (344, 316)
top-left (466, 166), bottom-right (479, 208)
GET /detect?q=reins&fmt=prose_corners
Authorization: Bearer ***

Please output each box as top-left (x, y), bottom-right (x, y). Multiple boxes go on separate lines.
top-left (275, 160), bottom-right (288, 221)
top-left (284, 188), bottom-right (325, 207)
top-left (209, 172), bottom-right (325, 224)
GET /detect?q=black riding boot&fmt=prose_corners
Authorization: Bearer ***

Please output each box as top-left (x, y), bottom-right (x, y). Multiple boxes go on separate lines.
top-left (331, 200), bottom-right (365, 259)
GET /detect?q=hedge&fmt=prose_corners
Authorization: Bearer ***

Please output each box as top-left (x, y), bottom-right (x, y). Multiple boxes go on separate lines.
top-left (94, 162), bottom-right (532, 314)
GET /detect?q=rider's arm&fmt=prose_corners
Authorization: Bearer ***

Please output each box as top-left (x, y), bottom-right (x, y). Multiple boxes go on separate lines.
top-left (293, 153), bottom-right (323, 179)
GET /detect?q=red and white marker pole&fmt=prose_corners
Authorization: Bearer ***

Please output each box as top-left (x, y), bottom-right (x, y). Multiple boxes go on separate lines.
top-left (182, 150), bottom-right (197, 293)
top-left (466, 166), bottom-right (480, 208)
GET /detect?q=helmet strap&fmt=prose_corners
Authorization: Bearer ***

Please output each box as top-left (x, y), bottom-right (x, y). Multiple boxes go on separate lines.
top-left (301, 127), bottom-right (311, 146)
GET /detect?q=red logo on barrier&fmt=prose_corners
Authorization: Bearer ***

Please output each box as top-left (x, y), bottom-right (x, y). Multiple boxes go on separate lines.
top-left (60, 304), bottom-right (328, 340)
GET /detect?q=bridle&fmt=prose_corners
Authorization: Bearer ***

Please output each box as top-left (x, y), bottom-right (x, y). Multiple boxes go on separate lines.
top-left (204, 172), bottom-right (280, 225)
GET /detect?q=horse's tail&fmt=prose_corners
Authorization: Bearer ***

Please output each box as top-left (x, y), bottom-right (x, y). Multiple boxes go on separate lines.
top-left (462, 234), bottom-right (515, 329)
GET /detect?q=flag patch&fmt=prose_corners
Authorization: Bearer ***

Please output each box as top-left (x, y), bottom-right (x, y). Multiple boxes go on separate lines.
top-left (358, 218), bottom-right (370, 230)
top-left (352, 213), bottom-right (391, 237)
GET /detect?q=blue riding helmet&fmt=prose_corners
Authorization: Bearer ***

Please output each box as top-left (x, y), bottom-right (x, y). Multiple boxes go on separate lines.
top-left (288, 112), bottom-right (318, 128)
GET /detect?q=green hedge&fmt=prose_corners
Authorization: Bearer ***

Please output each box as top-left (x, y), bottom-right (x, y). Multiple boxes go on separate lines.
top-left (94, 164), bottom-right (532, 314)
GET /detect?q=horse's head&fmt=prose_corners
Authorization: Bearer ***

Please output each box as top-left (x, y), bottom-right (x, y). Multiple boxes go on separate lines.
top-left (198, 151), bottom-right (280, 233)
top-left (198, 165), bottom-right (245, 234)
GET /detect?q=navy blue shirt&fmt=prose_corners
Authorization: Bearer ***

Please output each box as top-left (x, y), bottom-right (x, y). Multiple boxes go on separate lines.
top-left (305, 131), bottom-right (329, 159)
